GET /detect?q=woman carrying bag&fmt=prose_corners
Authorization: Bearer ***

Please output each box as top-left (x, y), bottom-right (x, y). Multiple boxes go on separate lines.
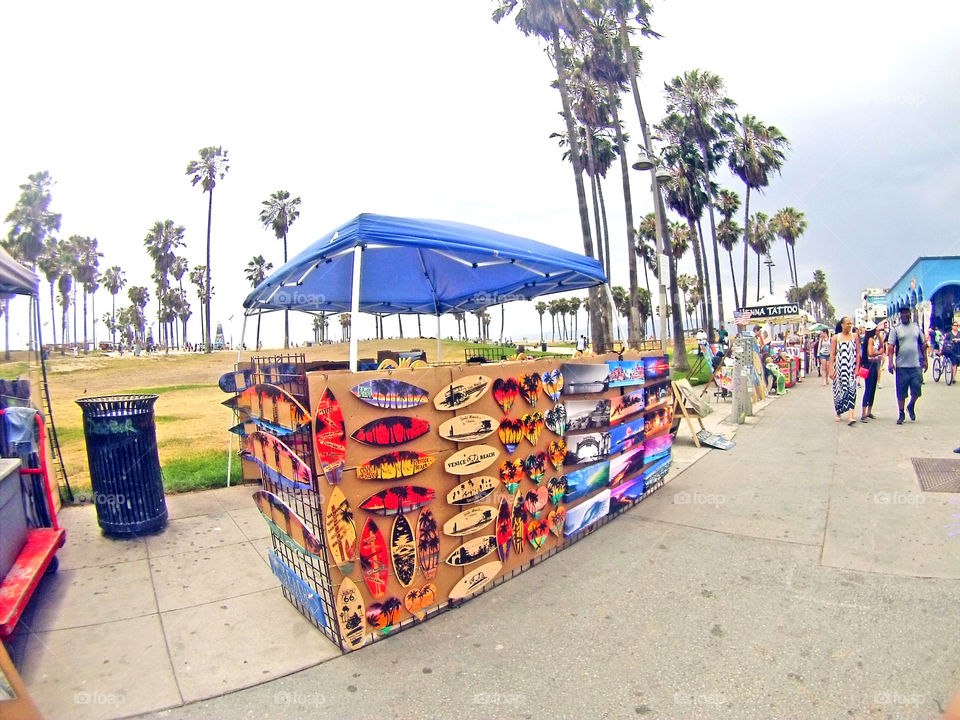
top-left (859, 322), bottom-right (883, 421)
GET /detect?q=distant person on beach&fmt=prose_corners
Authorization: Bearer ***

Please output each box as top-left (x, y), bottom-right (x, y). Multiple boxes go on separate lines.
top-left (859, 322), bottom-right (883, 422)
top-left (576, 335), bottom-right (586, 353)
top-left (830, 316), bottom-right (860, 425)
top-left (887, 306), bottom-right (927, 424)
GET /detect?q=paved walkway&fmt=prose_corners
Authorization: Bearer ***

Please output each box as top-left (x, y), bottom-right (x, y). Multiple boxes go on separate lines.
top-left (11, 371), bottom-right (960, 719)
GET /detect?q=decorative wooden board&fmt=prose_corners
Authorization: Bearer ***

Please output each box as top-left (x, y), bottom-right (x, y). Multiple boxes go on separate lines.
top-left (225, 383), bottom-right (310, 432)
top-left (548, 439), bottom-right (567, 471)
top-left (336, 577), bottom-right (366, 651)
top-left (443, 505), bottom-right (497, 537)
top-left (446, 475), bottom-right (499, 505)
top-left (498, 418), bottom-right (524, 454)
top-left (522, 412), bottom-right (544, 446)
top-left (523, 486), bottom-right (548, 519)
top-left (547, 507), bottom-right (566, 537)
top-left (518, 372), bottom-right (543, 407)
top-left (511, 490), bottom-right (526, 555)
top-left (496, 497), bottom-right (512, 562)
top-left (357, 450), bottom-right (435, 481)
top-left (545, 404), bottom-right (567, 436)
top-left (448, 560), bottom-right (502, 601)
top-left (416, 508), bottom-right (440, 581)
top-left (547, 475), bottom-right (567, 506)
top-left (499, 458), bottom-right (524, 494)
top-left (391, 514), bottom-right (418, 588)
top-left (227, 417), bottom-right (295, 438)
top-left (352, 417), bottom-right (430, 447)
top-left (268, 551), bottom-right (327, 628)
top-left (359, 518), bottom-right (390, 599)
top-left (315, 387), bottom-right (347, 485)
top-left (351, 379), bottom-right (430, 409)
top-left (491, 377), bottom-right (519, 414)
top-left (360, 485), bottom-right (436, 516)
top-left (366, 596), bottom-right (402, 634)
top-left (244, 431), bottom-right (314, 491)
top-left (252, 490), bottom-right (324, 558)
top-left (437, 413), bottom-right (497, 443)
top-left (444, 445), bottom-right (500, 476)
top-left (404, 583), bottom-right (438, 619)
top-left (527, 518), bottom-right (549, 551)
top-left (444, 534), bottom-right (497, 567)
top-left (523, 451), bottom-right (546, 484)
top-left (324, 487), bottom-right (358, 575)
top-left (542, 369), bottom-right (564, 402)
top-left (434, 374), bottom-right (491, 411)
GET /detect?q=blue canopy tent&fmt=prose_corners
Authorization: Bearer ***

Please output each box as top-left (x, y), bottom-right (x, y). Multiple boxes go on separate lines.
top-left (243, 213), bottom-right (608, 370)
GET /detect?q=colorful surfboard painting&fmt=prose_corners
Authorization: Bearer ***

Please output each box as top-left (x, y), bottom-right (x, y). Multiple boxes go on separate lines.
top-left (336, 577), bottom-right (366, 650)
top-left (315, 388), bottom-right (347, 485)
top-left (522, 412), bottom-right (544, 446)
top-left (360, 485), bottom-right (436, 516)
top-left (359, 518), bottom-right (390, 599)
top-left (499, 459), bottom-right (524, 494)
top-left (357, 451), bottom-right (435, 481)
top-left (416, 508), bottom-right (440, 581)
top-left (444, 534), bottom-right (497, 567)
top-left (366, 596), bottom-right (402, 634)
top-left (498, 418), bottom-right (524, 454)
top-left (511, 490), bottom-right (526, 554)
top-left (226, 384), bottom-right (310, 433)
top-left (324, 487), bottom-right (358, 575)
top-left (391, 514), bottom-right (418, 588)
top-left (518, 372), bottom-right (543, 407)
top-left (244, 431), bottom-right (314, 492)
top-left (352, 416), bottom-right (429, 447)
top-left (444, 445), bottom-right (500, 476)
top-left (268, 551), bottom-right (327, 628)
top-left (252, 490), bottom-right (324, 558)
top-left (447, 475), bottom-right (499, 505)
top-left (434, 374), bottom-right (491, 411)
top-left (404, 583), bottom-right (438, 619)
top-left (351, 379), bottom-right (430, 409)
top-left (496, 498), bottom-right (512, 562)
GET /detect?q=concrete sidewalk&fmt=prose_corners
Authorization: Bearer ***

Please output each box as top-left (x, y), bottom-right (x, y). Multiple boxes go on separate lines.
top-left (12, 372), bottom-right (960, 719)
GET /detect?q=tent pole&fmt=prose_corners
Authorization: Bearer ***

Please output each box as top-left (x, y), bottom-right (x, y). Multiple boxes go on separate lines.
top-left (436, 314), bottom-right (442, 363)
top-left (226, 313), bottom-right (250, 487)
top-left (349, 246), bottom-right (362, 372)
top-left (604, 283), bottom-right (627, 351)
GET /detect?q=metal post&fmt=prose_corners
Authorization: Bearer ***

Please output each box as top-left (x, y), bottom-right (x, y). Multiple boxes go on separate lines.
top-left (226, 314), bottom-right (250, 487)
top-left (349, 245), bottom-right (362, 372)
top-left (436, 314), bottom-right (442, 363)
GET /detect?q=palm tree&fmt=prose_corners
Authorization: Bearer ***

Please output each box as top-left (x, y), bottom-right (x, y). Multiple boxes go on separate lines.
top-left (127, 286), bottom-right (150, 343)
top-left (636, 213), bottom-right (658, 339)
top-left (748, 212), bottom-right (774, 301)
top-left (340, 312), bottom-right (351, 342)
top-left (186, 146), bottom-right (229, 353)
top-left (493, 0), bottom-right (610, 352)
top-left (189, 265), bottom-right (208, 347)
top-left (569, 296), bottom-right (582, 339)
top-left (57, 272), bottom-right (72, 353)
top-left (245, 254), bottom-right (274, 351)
top-left (102, 266), bottom-right (126, 346)
top-left (36, 238), bottom-right (62, 349)
top-left (4, 171), bottom-right (62, 266)
top-left (727, 115), bottom-right (789, 306)
top-left (259, 190), bottom-right (301, 348)
top-left (57, 237), bottom-right (80, 353)
top-left (144, 220), bottom-right (185, 352)
top-left (72, 236), bottom-right (102, 352)
top-left (771, 207), bottom-right (807, 288)
top-left (536, 301), bottom-right (547, 344)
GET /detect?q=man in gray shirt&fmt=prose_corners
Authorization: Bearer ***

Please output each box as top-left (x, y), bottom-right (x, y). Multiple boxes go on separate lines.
top-left (887, 306), bottom-right (928, 424)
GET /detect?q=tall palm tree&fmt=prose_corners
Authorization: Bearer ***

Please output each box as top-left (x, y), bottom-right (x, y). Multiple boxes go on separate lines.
top-left (186, 146), bottom-right (229, 352)
top-left (102, 266), bottom-right (126, 346)
top-left (36, 238), bottom-right (62, 348)
top-left (245, 254), bottom-right (274, 351)
top-left (189, 265), bottom-right (208, 345)
top-left (536, 301), bottom-right (547, 344)
top-left (636, 213), bottom-right (658, 339)
top-left (493, 0), bottom-right (610, 352)
top-left (259, 190), bottom-right (301, 348)
top-left (4, 170), bottom-right (62, 266)
top-left (57, 272), bottom-right (72, 352)
top-left (727, 115), bottom-right (789, 306)
top-left (127, 286), bottom-right (150, 343)
top-left (144, 220), bottom-right (185, 352)
top-left (569, 296), bottom-right (582, 339)
top-left (73, 236), bottom-right (102, 352)
top-left (771, 207), bottom-right (807, 288)
top-left (340, 312), bottom-right (351, 342)
top-left (748, 212), bottom-right (774, 301)
top-left (57, 236), bottom-right (81, 353)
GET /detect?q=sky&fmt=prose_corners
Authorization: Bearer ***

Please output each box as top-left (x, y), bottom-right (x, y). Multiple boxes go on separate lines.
top-left (2, 0), bottom-right (960, 349)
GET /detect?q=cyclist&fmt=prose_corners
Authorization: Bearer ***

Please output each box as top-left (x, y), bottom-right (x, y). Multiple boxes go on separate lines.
top-left (943, 322), bottom-right (960, 383)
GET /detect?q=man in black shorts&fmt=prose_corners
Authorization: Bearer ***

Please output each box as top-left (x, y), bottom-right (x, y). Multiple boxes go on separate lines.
top-left (887, 306), bottom-right (928, 424)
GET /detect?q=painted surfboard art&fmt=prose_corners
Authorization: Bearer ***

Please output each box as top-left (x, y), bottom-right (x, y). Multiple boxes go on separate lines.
top-left (548, 439), bottom-right (567, 471)
top-left (404, 583), bottom-right (438, 620)
top-left (518, 372), bottom-right (543, 407)
top-left (268, 551), bottom-right (327, 628)
top-left (416, 508), bottom-right (440, 581)
top-left (359, 485), bottom-right (436, 516)
top-left (324, 487), bottom-right (358, 575)
top-left (391, 514), bottom-right (418, 588)
top-left (443, 506), bottom-right (496, 537)
top-left (448, 560), bottom-right (501, 601)
top-left (357, 451), bottom-right (435, 481)
top-left (434, 374), bottom-right (491, 411)
top-left (511, 489), bottom-right (526, 555)
top-left (336, 577), bottom-right (366, 651)
top-left (542, 369), bottom-right (564, 402)
top-left (437, 413), bottom-right (498, 443)
top-left (218, 363), bottom-right (300, 393)
top-left (351, 379), bottom-right (430, 409)
top-left (496, 497), bottom-right (512, 563)
top-left (227, 417), bottom-right (296, 438)
top-left (359, 518), bottom-right (390, 599)
top-left (444, 445), bottom-right (500, 476)
top-left (244, 431), bottom-right (314, 491)
top-left (224, 384), bottom-right (310, 433)
top-left (315, 388), bottom-right (347, 485)
top-left (252, 490), bottom-right (324, 557)
top-left (352, 417), bottom-right (430, 447)
top-left (444, 534), bottom-right (497, 567)
top-left (446, 475), bottom-right (499, 505)
top-left (492, 377), bottom-right (519, 414)
top-left (366, 596), bottom-right (402, 634)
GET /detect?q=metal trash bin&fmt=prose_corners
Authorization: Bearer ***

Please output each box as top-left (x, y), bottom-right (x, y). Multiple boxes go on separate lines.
top-left (76, 394), bottom-right (167, 535)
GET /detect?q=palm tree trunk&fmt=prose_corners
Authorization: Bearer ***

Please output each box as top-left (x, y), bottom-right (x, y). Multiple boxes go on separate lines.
top-left (741, 186), bottom-right (752, 307)
top-left (417, 314), bottom-right (422, 337)
top-left (50, 282), bottom-right (58, 348)
top-left (83, 291), bottom-right (88, 353)
top-left (695, 218), bottom-right (715, 340)
top-left (551, 28), bottom-right (609, 352)
top-left (686, 218), bottom-right (707, 326)
top-left (398, 314), bottom-right (404, 339)
top-left (784, 243), bottom-right (795, 288)
top-left (283, 233), bottom-right (289, 349)
top-left (598, 181), bottom-right (612, 282)
top-left (756, 251), bottom-right (762, 301)
top-left (205, 189), bottom-right (213, 353)
top-left (727, 250), bottom-right (739, 309)
top-left (586, 139), bottom-right (605, 276)
top-left (791, 244), bottom-right (799, 288)
top-left (72, 288), bottom-right (78, 350)
top-left (667, 255), bottom-right (689, 371)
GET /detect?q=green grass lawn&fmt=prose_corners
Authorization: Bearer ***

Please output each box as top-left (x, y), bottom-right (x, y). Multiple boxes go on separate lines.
top-left (162, 450), bottom-right (242, 493)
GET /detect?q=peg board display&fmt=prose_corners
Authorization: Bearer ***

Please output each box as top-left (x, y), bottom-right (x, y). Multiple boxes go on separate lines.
top-left (232, 352), bottom-right (675, 652)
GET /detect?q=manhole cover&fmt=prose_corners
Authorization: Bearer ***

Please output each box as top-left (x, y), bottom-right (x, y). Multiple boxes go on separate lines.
top-left (911, 458), bottom-right (960, 492)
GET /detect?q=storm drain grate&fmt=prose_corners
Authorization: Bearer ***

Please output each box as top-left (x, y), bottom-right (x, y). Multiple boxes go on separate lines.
top-left (911, 458), bottom-right (960, 492)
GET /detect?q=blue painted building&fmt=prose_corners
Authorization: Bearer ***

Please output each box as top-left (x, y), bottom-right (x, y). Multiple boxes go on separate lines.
top-left (886, 256), bottom-right (960, 331)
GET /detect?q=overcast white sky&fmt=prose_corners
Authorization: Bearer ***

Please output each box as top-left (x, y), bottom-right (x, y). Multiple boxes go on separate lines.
top-left (3, 1), bottom-right (959, 348)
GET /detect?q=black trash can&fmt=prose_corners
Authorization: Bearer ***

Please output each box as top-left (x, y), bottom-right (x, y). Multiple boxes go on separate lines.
top-left (76, 394), bottom-right (167, 535)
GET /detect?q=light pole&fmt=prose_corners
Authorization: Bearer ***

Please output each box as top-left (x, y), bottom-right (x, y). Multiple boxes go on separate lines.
top-left (764, 253), bottom-right (775, 295)
top-left (632, 148), bottom-right (672, 353)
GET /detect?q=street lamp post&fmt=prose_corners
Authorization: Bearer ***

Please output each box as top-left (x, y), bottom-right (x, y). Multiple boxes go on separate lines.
top-left (632, 148), bottom-right (672, 353)
top-left (764, 253), bottom-right (775, 295)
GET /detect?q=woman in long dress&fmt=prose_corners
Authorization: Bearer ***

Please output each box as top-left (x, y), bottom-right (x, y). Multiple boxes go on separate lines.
top-left (830, 316), bottom-right (860, 425)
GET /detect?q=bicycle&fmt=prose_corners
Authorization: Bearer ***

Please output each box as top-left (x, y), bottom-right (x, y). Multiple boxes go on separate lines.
top-left (932, 351), bottom-right (943, 382)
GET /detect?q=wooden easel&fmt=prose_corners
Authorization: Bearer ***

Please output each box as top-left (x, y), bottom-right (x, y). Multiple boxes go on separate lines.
top-left (671, 379), bottom-right (707, 448)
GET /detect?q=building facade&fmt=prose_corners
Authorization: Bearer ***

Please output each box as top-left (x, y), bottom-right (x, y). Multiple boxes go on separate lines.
top-left (886, 256), bottom-right (960, 333)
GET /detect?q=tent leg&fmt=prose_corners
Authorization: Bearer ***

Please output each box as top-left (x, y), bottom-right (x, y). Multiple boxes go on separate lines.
top-left (349, 246), bottom-right (362, 372)
top-left (226, 314), bottom-right (250, 487)
top-left (436, 315), bottom-right (442, 363)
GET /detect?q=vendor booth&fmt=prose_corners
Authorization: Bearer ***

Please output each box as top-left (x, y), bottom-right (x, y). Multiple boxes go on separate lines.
top-left (228, 215), bottom-right (675, 651)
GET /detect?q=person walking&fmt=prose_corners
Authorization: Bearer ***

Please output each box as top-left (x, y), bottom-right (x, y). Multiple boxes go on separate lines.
top-left (817, 329), bottom-right (832, 385)
top-left (830, 316), bottom-right (860, 425)
top-left (859, 322), bottom-right (883, 421)
top-left (887, 306), bottom-right (928, 424)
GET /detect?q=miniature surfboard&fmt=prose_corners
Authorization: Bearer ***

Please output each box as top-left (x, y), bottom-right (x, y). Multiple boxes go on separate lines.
top-left (542, 369), bottom-right (564, 402)
top-left (511, 490), bottom-right (526, 554)
top-left (225, 383), bottom-right (310, 432)
top-left (352, 417), bottom-right (430, 447)
top-left (219, 368), bottom-right (253, 394)
top-left (268, 551), bottom-right (327, 629)
top-left (324, 487), bottom-right (358, 575)
top-left (447, 475), bottom-right (499, 505)
top-left (219, 363), bottom-right (299, 393)
top-left (252, 491), bottom-right (324, 557)
top-left (244, 431), bottom-right (314, 491)
top-left (336, 577), bottom-right (366, 651)
top-left (351, 379), bottom-right (430, 409)
top-left (228, 417), bottom-right (296, 438)
top-left (391, 514), bottom-right (418, 588)
top-left (404, 583), bottom-right (438, 619)
top-left (492, 377), bottom-right (519, 414)
top-left (315, 388), bottom-right (347, 485)
top-left (522, 412), bottom-right (544, 446)
top-left (527, 518), bottom-right (549, 551)
top-left (443, 505), bottom-right (496, 537)
top-left (448, 560), bottom-right (501, 601)
top-left (444, 534), bottom-right (497, 567)
top-left (366, 596), bottom-right (402, 634)
top-left (499, 458), bottom-right (524, 494)
top-left (357, 450), bottom-right (435, 481)
top-left (359, 518), bottom-right (390, 599)
top-left (545, 404), bottom-right (567, 436)
top-left (523, 451), bottom-right (546, 484)
top-left (519, 372), bottom-right (543, 407)
top-left (524, 486), bottom-right (548, 519)
top-left (416, 508), bottom-right (440, 581)
top-left (438, 413), bottom-right (498, 443)
top-left (434, 374), bottom-right (491, 411)
top-left (360, 485), bottom-right (436, 516)
top-left (496, 497), bottom-right (512, 562)
top-left (497, 418), bottom-right (524, 454)
top-left (548, 475), bottom-right (567, 506)
top-left (547, 507), bottom-right (566, 538)
top-left (444, 445), bottom-right (500, 476)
